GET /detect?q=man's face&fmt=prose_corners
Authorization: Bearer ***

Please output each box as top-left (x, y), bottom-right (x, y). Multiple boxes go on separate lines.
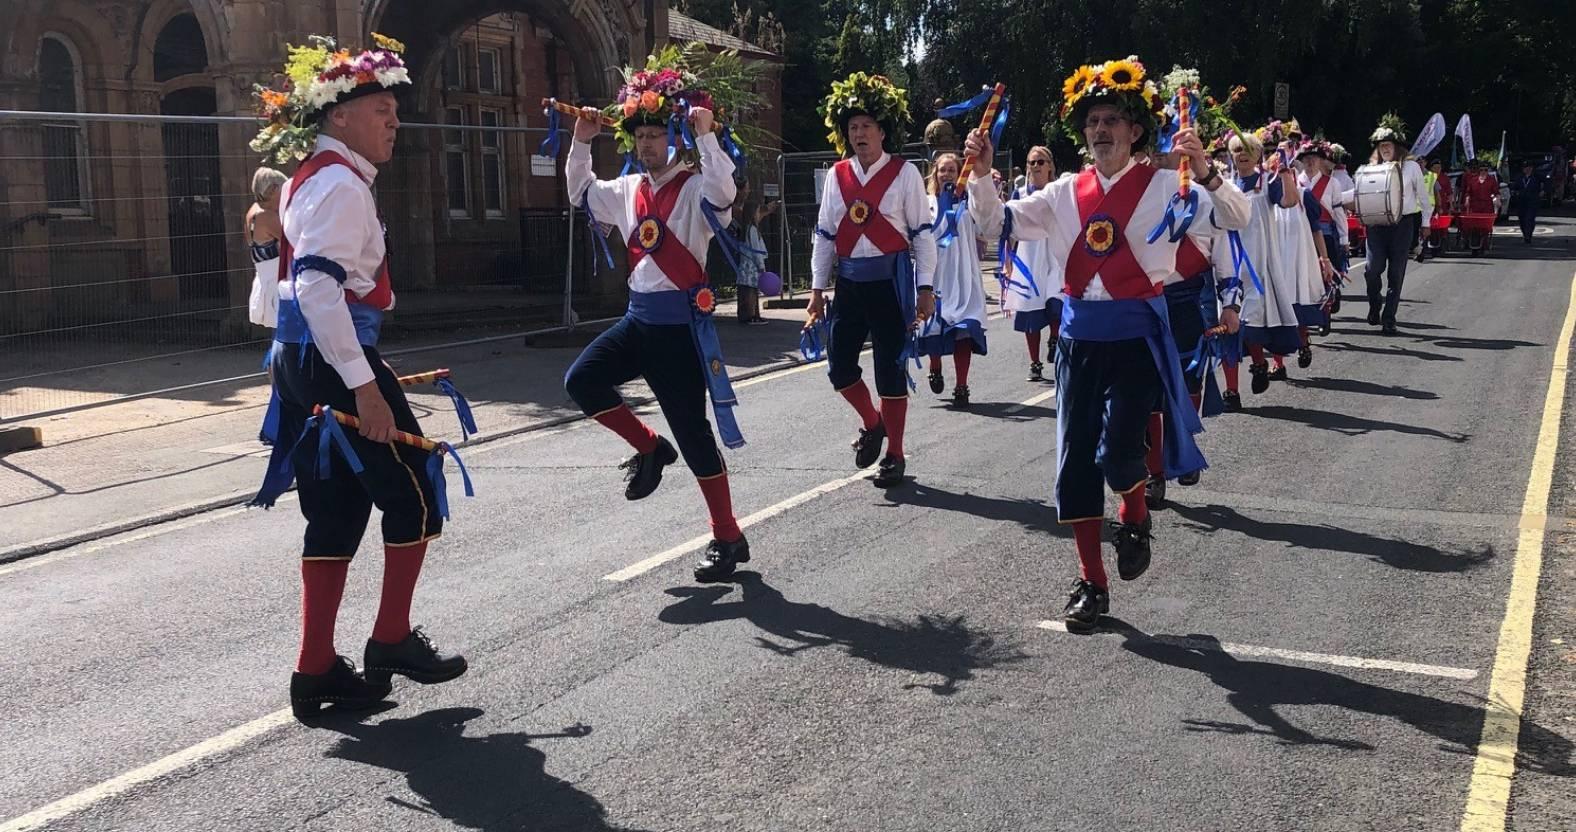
top-left (328, 91), bottom-right (400, 163)
top-left (845, 115), bottom-right (885, 159)
top-left (633, 125), bottom-right (670, 170)
top-left (1083, 104), bottom-right (1139, 165)
top-left (1378, 141), bottom-right (1397, 162)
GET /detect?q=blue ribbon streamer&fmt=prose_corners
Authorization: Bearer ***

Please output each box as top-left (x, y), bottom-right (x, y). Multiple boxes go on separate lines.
top-left (699, 200), bottom-right (767, 277)
top-left (427, 442), bottom-right (475, 520)
top-left (580, 195), bottom-right (616, 269)
top-left (990, 97), bottom-right (1011, 147)
top-left (996, 206), bottom-right (1039, 300)
top-left (434, 378), bottom-right (478, 441)
top-left (250, 413), bottom-right (316, 508)
top-left (1147, 189), bottom-right (1199, 244)
top-left (1227, 229), bottom-right (1264, 295)
top-left (1157, 90), bottom-right (1201, 154)
top-left (720, 126), bottom-right (748, 173)
top-left (799, 318), bottom-right (828, 362)
top-left (934, 189), bottom-right (968, 250)
top-left (315, 406), bottom-right (364, 480)
top-left (538, 104), bottom-right (562, 158)
top-left (936, 88), bottom-right (996, 118)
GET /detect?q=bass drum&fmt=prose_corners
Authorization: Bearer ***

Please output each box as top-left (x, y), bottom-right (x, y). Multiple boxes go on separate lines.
top-left (1354, 162), bottom-right (1405, 227)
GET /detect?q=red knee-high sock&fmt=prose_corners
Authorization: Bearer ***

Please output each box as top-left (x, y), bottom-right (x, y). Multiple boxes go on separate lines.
top-left (1298, 325), bottom-right (1310, 346)
top-left (1248, 344), bottom-right (1267, 365)
top-left (298, 559), bottom-right (350, 674)
top-left (594, 404), bottom-right (658, 454)
top-left (1273, 354), bottom-right (1286, 369)
top-left (372, 541), bottom-right (427, 645)
top-left (1072, 520), bottom-right (1107, 587)
top-left (881, 396), bottom-right (908, 459)
top-left (953, 340), bottom-right (973, 387)
top-left (1025, 330), bottom-right (1042, 363)
top-left (839, 382), bottom-right (881, 430)
top-left (1119, 482), bottom-right (1150, 525)
top-left (1224, 362), bottom-right (1240, 392)
top-left (1146, 412), bottom-right (1164, 477)
top-left (929, 354), bottom-right (942, 373)
top-left (1190, 393), bottom-right (1202, 412)
top-left (697, 472), bottom-right (743, 542)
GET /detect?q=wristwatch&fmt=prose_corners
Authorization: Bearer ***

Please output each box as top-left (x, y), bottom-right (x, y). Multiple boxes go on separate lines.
top-left (1196, 165), bottom-right (1220, 187)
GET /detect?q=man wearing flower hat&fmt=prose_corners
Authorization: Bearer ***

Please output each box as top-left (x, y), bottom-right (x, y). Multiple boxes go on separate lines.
top-left (561, 50), bottom-right (752, 583)
top-left (806, 72), bottom-right (938, 489)
top-left (249, 35), bottom-right (467, 719)
top-left (964, 57), bottom-right (1251, 632)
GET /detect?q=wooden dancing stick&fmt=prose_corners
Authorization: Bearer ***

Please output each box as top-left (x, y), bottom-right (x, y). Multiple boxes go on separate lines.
top-left (1177, 87), bottom-right (1193, 197)
top-left (1203, 324), bottom-right (1229, 338)
top-left (541, 98), bottom-right (618, 128)
top-left (313, 405), bottom-right (443, 454)
top-left (397, 368), bottom-right (451, 387)
top-left (955, 83), bottom-right (1007, 198)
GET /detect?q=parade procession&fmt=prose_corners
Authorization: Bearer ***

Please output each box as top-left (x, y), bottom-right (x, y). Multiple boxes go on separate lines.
top-left (2, 1), bottom-right (1575, 829)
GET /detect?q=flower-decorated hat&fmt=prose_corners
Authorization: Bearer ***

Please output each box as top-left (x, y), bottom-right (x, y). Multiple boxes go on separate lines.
top-left (1370, 112), bottom-right (1409, 145)
top-left (250, 33), bottom-right (411, 164)
top-left (1154, 65), bottom-right (1246, 154)
top-left (1296, 137), bottom-right (1333, 160)
top-left (1058, 56), bottom-right (1165, 147)
top-left (1329, 142), bottom-right (1349, 162)
top-left (821, 72), bottom-right (911, 156)
top-left (600, 43), bottom-right (765, 156)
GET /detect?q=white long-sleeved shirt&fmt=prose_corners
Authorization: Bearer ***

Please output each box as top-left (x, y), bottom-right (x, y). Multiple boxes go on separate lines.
top-left (969, 159), bottom-right (1251, 300)
top-left (567, 132), bottom-right (735, 293)
top-left (278, 134), bottom-right (389, 390)
top-left (810, 153), bottom-right (937, 290)
top-left (1400, 159), bottom-right (1432, 225)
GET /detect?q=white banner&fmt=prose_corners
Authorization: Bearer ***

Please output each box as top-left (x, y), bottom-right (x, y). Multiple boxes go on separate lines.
top-left (1411, 112), bottom-right (1447, 158)
top-left (1455, 114), bottom-right (1475, 162)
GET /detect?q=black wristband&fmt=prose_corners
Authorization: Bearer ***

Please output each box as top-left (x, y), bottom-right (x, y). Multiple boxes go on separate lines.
top-left (918, 285), bottom-right (934, 293)
top-left (1197, 166), bottom-right (1220, 186)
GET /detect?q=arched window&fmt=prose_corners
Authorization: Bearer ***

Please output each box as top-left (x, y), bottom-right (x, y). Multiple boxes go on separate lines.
top-left (39, 34), bottom-right (89, 212)
top-left (153, 14), bottom-right (207, 82)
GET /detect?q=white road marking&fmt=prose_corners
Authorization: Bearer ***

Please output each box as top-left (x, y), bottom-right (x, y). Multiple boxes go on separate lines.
top-left (1036, 620), bottom-right (1478, 680)
top-left (0, 709), bottom-right (295, 832)
top-left (603, 468), bottom-right (873, 582)
top-left (1006, 390), bottom-right (1056, 414)
top-left (0, 505), bottom-right (259, 578)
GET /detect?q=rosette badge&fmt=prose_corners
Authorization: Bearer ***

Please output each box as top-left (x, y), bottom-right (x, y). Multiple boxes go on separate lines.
top-left (636, 218), bottom-right (665, 253)
top-left (1083, 214), bottom-right (1119, 257)
top-left (847, 199), bottom-right (873, 226)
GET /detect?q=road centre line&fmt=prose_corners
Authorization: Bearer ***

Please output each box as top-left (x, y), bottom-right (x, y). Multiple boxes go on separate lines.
top-left (1006, 390), bottom-right (1055, 414)
top-left (1458, 270), bottom-right (1576, 832)
top-left (1035, 621), bottom-right (1478, 680)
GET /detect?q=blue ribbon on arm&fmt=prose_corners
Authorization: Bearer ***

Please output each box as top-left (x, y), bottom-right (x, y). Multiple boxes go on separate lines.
top-left (314, 406), bottom-right (364, 480)
top-left (1147, 189), bottom-right (1199, 244)
top-left (996, 205), bottom-right (1039, 300)
top-left (720, 126), bottom-right (747, 172)
top-left (936, 88), bottom-right (996, 118)
top-left (799, 318), bottom-right (828, 362)
top-left (699, 200), bottom-right (767, 277)
top-left (580, 195), bottom-right (617, 269)
top-left (538, 104), bottom-right (562, 158)
top-left (934, 190), bottom-right (969, 250)
top-left (426, 442), bottom-right (475, 521)
top-left (1227, 229), bottom-right (1264, 295)
top-left (434, 378), bottom-right (478, 441)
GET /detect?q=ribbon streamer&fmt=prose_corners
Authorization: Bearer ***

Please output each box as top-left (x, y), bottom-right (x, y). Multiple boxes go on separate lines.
top-left (539, 104), bottom-right (562, 159)
top-left (997, 206), bottom-right (1040, 299)
top-left (434, 377), bottom-right (478, 441)
top-left (954, 83), bottom-right (1007, 198)
top-left (936, 87), bottom-right (996, 119)
top-left (1227, 229), bottom-right (1264, 295)
top-left (427, 441), bottom-right (475, 520)
top-left (799, 318), bottom-right (828, 362)
top-left (699, 200), bottom-right (768, 277)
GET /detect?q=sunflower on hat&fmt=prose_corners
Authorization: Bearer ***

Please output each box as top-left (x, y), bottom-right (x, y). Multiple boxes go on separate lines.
top-left (600, 42), bottom-right (766, 156)
top-left (249, 33), bottom-right (411, 164)
top-left (1057, 56), bottom-right (1165, 147)
top-left (820, 72), bottom-right (912, 156)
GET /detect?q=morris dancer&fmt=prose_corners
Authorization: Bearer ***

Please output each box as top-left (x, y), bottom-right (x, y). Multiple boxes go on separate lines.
top-left (921, 152), bottom-right (990, 408)
top-left (248, 34), bottom-right (467, 718)
top-left (1295, 139), bottom-right (1344, 343)
top-left (965, 57), bottom-right (1250, 631)
top-left (1004, 145), bottom-right (1065, 383)
top-left (808, 72), bottom-right (937, 488)
top-left (561, 50), bottom-right (755, 582)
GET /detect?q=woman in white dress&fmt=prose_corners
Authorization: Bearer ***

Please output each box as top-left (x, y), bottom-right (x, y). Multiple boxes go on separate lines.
top-left (920, 153), bottom-right (990, 408)
top-left (1002, 145), bottom-right (1065, 383)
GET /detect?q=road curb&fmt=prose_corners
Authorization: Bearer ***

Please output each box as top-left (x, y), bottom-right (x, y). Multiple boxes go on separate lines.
top-left (0, 354), bottom-right (813, 567)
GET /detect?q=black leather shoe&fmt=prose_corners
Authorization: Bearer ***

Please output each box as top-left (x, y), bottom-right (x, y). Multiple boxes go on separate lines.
top-left (1367, 307), bottom-right (1381, 326)
top-left (1178, 470), bottom-right (1201, 487)
top-left (1318, 321), bottom-right (1332, 337)
top-left (1297, 346), bottom-right (1313, 368)
top-left (1382, 321), bottom-right (1399, 336)
top-left (928, 371), bottom-right (945, 395)
top-left (364, 626), bottom-right (468, 686)
top-left (1144, 474), bottom-right (1167, 509)
top-left (1222, 390), bottom-right (1243, 411)
top-left (291, 656), bottom-right (392, 720)
top-left (1267, 365), bottom-right (1288, 382)
top-left (952, 385), bottom-right (971, 409)
top-left (694, 536), bottom-right (751, 583)
top-left (621, 436), bottom-right (679, 501)
top-left (1062, 579), bottom-right (1110, 633)
top-left (873, 455), bottom-right (906, 488)
top-left (852, 421), bottom-right (886, 469)
top-left (1112, 515), bottom-right (1154, 581)
top-left (1250, 362), bottom-right (1270, 394)
top-left (1028, 362), bottom-right (1044, 382)
top-left (1329, 296), bottom-right (1341, 315)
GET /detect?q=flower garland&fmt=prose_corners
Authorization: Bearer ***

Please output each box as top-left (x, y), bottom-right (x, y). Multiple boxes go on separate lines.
top-left (1057, 56), bottom-right (1165, 146)
top-left (250, 33), bottom-right (410, 165)
top-left (600, 43), bottom-right (763, 155)
top-left (820, 71), bottom-right (911, 156)
top-left (1370, 111), bottom-right (1409, 144)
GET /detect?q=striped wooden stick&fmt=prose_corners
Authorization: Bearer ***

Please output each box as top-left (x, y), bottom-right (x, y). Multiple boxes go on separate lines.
top-left (1178, 88), bottom-right (1193, 197)
top-left (955, 83), bottom-right (1007, 198)
top-left (397, 368), bottom-right (451, 387)
top-left (541, 98), bottom-right (618, 128)
top-left (314, 405), bottom-right (443, 454)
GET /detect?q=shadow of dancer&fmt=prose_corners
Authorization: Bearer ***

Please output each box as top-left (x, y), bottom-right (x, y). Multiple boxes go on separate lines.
top-left (1245, 404), bottom-right (1470, 442)
top-left (881, 481), bottom-right (1072, 539)
top-left (1116, 628), bottom-right (1574, 776)
top-left (1171, 503), bottom-right (1496, 573)
top-left (322, 708), bottom-right (652, 831)
top-left (659, 572), bottom-right (1026, 695)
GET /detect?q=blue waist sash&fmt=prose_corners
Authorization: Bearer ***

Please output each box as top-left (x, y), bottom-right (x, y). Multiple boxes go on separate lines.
top-left (1061, 296), bottom-right (1206, 477)
top-left (628, 288), bottom-right (744, 449)
top-left (837, 254), bottom-right (901, 283)
top-left (275, 298), bottom-right (383, 349)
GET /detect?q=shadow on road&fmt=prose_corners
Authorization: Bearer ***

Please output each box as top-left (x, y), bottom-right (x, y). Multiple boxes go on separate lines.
top-left (659, 571), bottom-right (1026, 695)
top-left (880, 481), bottom-right (1070, 538)
top-left (1244, 404), bottom-right (1470, 442)
top-left (1172, 503), bottom-right (1496, 573)
top-left (1320, 340), bottom-right (1464, 363)
top-left (1116, 627), bottom-right (1575, 776)
top-left (946, 400), bottom-right (1057, 421)
top-left (1284, 377), bottom-right (1440, 400)
top-left (320, 708), bottom-right (648, 831)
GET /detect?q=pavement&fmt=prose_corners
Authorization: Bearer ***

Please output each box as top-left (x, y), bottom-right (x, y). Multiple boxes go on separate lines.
top-left (1, 221), bottom-right (1574, 831)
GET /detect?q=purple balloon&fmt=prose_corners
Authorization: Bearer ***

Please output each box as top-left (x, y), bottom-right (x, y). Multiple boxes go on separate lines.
top-left (757, 271), bottom-right (781, 296)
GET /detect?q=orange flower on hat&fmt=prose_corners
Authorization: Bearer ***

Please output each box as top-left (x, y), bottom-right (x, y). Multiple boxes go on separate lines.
top-left (640, 91), bottom-right (661, 113)
top-left (623, 96), bottom-right (640, 118)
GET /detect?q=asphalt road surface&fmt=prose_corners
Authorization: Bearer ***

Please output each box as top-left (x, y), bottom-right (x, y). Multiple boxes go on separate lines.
top-left (4, 219), bottom-right (1575, 831)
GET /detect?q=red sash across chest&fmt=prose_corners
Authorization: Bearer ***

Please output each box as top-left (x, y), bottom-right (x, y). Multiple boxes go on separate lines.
top-left (627, 171), bottom-right (706, 290)
top-left (277, 150), bottom-right (393, 311)
top-left (1063, 165), bottom-right (1160, 300)
top-left (833, 158), bottom-right (909, 258)
top-left (1176, 235), bottom-right (1209, 279)
top-left (1310, 175), bottom-right (1333, 223)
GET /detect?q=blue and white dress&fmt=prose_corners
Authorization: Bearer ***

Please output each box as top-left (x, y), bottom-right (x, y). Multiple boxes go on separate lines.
top-left (1003, 181), bottom-right (1066, 333)
top-left (1236, 171), bottom-right (1325, 355)
top-left (918, 191), bottom-right (989, 356)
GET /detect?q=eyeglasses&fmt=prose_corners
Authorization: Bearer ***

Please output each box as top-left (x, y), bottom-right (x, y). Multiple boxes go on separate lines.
top-left (1084, 115), bottom-right (1128, 130)
top-left (1027, 160), bottom-right (1050, 166)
